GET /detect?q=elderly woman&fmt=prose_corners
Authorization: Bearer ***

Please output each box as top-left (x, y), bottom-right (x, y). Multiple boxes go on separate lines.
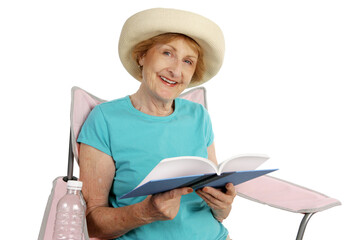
top-left (78, 8), bottom-right (236, 240)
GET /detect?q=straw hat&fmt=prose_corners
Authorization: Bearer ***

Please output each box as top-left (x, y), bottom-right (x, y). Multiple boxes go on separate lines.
top-left (118, 8), bottom-right (225, 88)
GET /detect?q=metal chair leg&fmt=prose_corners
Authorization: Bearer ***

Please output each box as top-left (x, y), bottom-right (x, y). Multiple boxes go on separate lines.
top-left (296, 213), bottom-right (315, 240)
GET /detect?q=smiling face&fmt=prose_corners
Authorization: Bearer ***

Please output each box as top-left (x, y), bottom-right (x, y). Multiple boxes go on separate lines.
top-left (138, 38), bottom-right (198, 102)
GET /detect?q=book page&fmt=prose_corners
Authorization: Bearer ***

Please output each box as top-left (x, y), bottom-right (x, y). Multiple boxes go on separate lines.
top-left (138, 156), bottom-right (218, 187)
top-left (218, 154), bottom-right (269, 173)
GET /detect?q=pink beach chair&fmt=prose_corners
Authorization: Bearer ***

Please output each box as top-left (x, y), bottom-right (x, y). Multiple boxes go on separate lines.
top-left (38, 86), bottom-right (341, 240)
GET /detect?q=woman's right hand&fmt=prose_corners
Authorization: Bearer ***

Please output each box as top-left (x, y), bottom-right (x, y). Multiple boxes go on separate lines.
top-left (141, 187), bottom-right (193, 221)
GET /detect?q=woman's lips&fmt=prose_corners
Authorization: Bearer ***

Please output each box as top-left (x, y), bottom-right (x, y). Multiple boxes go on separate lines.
top-left (159, 76), bottom-right (178, 86)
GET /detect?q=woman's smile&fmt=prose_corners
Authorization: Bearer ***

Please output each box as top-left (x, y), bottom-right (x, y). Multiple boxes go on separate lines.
top-left (159, 75), bottom-right (178, 86)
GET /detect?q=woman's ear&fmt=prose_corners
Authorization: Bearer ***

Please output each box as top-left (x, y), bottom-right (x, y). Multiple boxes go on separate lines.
top-left (138, 53), bottom-right (146, 67)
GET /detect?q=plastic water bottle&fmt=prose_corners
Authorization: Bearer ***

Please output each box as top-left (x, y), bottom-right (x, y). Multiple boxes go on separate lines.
top-left (53, 180), bottom-right (86, 240)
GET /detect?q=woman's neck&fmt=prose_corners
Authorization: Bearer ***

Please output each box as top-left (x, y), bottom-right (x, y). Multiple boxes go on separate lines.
top-left (130, 88), bottom-right (174, 117)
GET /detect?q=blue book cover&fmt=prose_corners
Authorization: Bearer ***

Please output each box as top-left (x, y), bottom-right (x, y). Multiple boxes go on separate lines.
top-left (119, 169), bottom-right (277, 199)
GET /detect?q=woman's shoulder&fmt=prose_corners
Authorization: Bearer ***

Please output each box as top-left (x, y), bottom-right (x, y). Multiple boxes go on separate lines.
top-left (177, 97), bottom-right (206, 110)
top-left (89, 96), bottom-right (132, 120)
top-left (176, 97), bottom-right (209, 117)
top-left (96, 96), bottom-right (130, 110)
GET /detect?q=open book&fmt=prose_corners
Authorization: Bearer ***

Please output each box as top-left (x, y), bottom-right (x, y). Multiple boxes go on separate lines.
top-left (120, 154), bottom-right (277, 199)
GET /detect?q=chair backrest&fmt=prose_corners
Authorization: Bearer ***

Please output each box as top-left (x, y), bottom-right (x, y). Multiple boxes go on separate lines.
top-left (70, 87), bottom-right (106, 163)
top-left (70, 86), bottom-right (208, 163)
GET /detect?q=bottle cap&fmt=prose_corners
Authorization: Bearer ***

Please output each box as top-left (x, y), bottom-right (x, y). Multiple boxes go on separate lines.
top-left (67, 180), bottom-right (83, 190)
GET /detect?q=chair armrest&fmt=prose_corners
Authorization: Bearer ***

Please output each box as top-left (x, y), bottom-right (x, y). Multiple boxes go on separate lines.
top-left (235, 175), bottom-right (341, 213)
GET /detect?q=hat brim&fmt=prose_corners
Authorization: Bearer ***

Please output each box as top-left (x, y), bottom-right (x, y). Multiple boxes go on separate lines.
top-left (118, 8), bottom-right (225, 88)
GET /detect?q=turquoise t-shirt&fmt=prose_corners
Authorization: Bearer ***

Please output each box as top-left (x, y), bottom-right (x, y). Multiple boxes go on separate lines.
top-left (77, 96), bottom-right (228, 240)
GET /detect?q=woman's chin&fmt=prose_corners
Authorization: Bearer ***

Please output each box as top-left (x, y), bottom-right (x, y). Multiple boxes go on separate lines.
top-left (156, 93), bottom-right (176, 102)
top-left (154, 87), bottom-right (182, 102)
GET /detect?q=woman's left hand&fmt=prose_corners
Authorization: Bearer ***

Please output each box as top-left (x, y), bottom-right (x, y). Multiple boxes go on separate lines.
top-left (196, 183), bottom-right (236, 222)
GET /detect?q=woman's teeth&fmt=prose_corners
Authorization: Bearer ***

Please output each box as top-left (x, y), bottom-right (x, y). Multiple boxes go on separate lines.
top-left (160, 76), bottom-right (176, 84)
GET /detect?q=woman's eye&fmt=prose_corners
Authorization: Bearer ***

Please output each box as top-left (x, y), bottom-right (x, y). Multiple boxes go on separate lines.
top-left (163, 51), bottom-right (171, 56)
top-left (184, 59), bottom-right (193, 65)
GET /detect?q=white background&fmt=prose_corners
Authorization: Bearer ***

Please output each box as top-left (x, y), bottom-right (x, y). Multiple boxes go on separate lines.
top-left (1, 0), bottom-right (359, 239)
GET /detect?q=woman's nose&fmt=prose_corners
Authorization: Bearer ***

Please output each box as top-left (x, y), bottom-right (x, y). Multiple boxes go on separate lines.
top-left (168, 59), bottom-right (182, 78)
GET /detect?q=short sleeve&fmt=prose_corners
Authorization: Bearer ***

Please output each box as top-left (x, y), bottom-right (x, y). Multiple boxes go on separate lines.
top-left (77, 105), bottom-right (112, 156)
top-left (203, 108), bottom-right (214, 147)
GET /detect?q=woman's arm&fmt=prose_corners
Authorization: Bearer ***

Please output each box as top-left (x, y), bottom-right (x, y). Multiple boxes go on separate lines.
top-left (79, 143), bottom-right (192, 239)
top-left (79, 143), bottom-right (147, 238)
top-left (196, 142), bottom-right (236, 222)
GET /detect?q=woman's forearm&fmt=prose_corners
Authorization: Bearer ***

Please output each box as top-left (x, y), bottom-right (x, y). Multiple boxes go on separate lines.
top-left (86, 200), bottom-right (152, 239)
top-left (85, 188), bottom-right (191, 239)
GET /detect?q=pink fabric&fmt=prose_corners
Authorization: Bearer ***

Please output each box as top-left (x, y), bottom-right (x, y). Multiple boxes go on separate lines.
top-left (71, 88), bottom-right (105, 161)
top-left (179, 87), bottom-right (206, 107)
top-left (235, 175), bottom-right (341, 213)
top-left (42, 177), bottom-right (78, 240)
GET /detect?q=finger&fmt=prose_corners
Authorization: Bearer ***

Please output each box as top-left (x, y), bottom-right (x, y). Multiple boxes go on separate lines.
top-left (204, 184), bottom-right (236, 203)
top-left (196, 189), bottom-right (223, 209)
top-left (203, 187), bottom-right (224, 200)
top-left (164, 187), bottom-right (193, 200)
top-left (225, 183), bottom-right (236, 197)
top-left (200, 186), bottom-right (234, 206)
